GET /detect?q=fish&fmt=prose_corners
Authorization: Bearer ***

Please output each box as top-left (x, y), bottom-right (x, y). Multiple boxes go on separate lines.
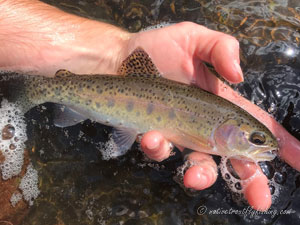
top-left (0, 47), bottom-right (278, 162)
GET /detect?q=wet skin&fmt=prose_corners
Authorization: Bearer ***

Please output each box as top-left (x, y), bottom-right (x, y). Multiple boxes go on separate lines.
top-left (1, 1), bottom-right (299, 211)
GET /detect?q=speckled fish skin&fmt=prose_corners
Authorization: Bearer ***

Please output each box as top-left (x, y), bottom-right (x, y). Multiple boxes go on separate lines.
top-left (6, 70), bottom-right (277, 162)
top-left (0, 48), bottom-right (278, 162)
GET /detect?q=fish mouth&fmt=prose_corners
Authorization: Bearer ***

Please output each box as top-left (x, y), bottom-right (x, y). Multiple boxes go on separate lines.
top-left (248, 147), bottom-right (278, 162)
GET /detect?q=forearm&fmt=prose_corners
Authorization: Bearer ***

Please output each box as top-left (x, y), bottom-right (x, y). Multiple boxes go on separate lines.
top-left (0, 0), bottom-right (131, 76)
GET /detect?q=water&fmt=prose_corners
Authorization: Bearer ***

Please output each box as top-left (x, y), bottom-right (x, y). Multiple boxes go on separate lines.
top-left (1, 0), bottom-right (300, 224)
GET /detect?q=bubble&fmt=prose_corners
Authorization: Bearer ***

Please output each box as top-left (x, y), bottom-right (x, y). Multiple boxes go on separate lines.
top-left (10, 192), bottom-right (22, 207)
top-left (219, 157), bottom-right (254, 196)
top-left (2, 124), bottom-right (15, 140)
top-left (9, 144), bottom-right (16, 150)
top-left (19, 163), bottom-right (40, 206)
top-left (269, 184), bottom-right (275, 195)
top-left (96, 135), bottom-right (130, 160)
top-left (225, 159), bottom-right (240, 179)
top-left (0, 100), bottom-right (39, 207)
top-left (235, 182), bottom-right (242, 190)
top-left (274, 171), bottom-right (287, 185)
top-left (0, 99), bottom-right (27, 180)
top-left (268, 179), bottom-right (281, 201)
top-left (225, 173), bottom-right (230, 180)
top-left (259, 161), bottom-right (275, 179)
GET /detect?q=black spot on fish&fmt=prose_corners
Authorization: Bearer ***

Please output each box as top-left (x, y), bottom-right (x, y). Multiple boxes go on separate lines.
top-left (96, 103), bottom-right (101, 108)
top-left (126, 101), bottom-right (134, 112)
top-left (147, 103), bottom-right (154, 115)
top-left (156, 116), bottom-right (161, 122)
top-left (168, 109), bottom-right (176, 119)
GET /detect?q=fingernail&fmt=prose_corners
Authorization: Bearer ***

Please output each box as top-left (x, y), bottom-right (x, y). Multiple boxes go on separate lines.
top-left (146, 138), bottom-right (160, 150)
top-left (195, 174), bottom-right (208, 190)
top-left (233, 60), bottom-right (244, 83)
top-left (187, 167), bottom-right (209, 190)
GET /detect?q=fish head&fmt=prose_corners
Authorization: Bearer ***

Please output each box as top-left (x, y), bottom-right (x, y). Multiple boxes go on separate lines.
top-left (214, 118), bottom-right (278, 162)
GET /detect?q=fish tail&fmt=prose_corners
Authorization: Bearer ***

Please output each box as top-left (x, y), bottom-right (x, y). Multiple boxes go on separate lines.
top-left (0, 71), bottom-right (36, 113)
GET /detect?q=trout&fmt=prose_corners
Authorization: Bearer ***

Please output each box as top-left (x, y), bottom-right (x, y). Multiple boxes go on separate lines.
top-left (0, 48), bottom-right (278, 162)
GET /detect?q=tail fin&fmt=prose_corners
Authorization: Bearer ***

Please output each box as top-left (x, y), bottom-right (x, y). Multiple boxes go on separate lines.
top-left (0, 71), bottom-right (34, 113)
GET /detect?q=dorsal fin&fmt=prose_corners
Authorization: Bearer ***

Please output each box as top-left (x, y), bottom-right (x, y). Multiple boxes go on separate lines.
top-left (117, 47), bottom-right (161, 77)
top-left (55, 69), bottom-right (75, 78)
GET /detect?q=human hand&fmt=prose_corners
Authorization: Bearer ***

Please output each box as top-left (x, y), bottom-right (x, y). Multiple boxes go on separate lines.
top-left (2, 0), bottom-right (298, 210)
top-left (126, 22), bottom-right (300, 211)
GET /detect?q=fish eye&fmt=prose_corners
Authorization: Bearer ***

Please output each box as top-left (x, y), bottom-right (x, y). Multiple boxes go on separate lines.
top-left (249, 132), bottom-right (266, 145)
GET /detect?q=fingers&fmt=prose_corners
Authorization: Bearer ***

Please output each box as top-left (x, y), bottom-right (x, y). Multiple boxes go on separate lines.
top-left (182, 22), bottom-right (244, 83)
top-left (140, 131), bottom-right (218, 189)
top-left (169, 22), bottom-right (244, 83)
top-left (231, 159), bottom-right (272, 211)
top-left (129, 22), bottom-right (243, 84)
top-left (183, 152), bottom-right (218, 190)
top-left (141, 130), bottom-right (272, 211)
top-left (274, 126), bottom-right (300, 171)
top-left (140, 130), bottom-right (172, 161)
top-left (207, 36), bottom-right (243, 83)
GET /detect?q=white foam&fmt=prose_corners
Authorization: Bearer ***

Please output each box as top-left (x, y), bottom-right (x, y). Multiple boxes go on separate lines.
top-left (173, 160), bottom-right (203, 196)
top-left (0, 99), bottom-right (40, 206)
top-left (219, 157), bottom-right (246, 195)
top-left (10, 192), bottom-right (23, 207)
top-left (218, 156), bottom-right (277, 207)
top-left (97, 135), bottom-right (129, 160)
top-left (19, 163), bottom-right (40, 206)
top-left (0, 99), bottom-right (27, 180)
top-left (219, 157), bottom-right (282, 200)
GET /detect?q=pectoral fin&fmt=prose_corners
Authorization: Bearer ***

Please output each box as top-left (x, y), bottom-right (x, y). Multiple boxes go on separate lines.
top-left (160, 129), bottom-right (212, 153)
top-left (53, 104), bottom-right (87, 127)
top-left (117, 47), bottom-right (161, 77)
top-left (111, 127), bottom-right (138, 155)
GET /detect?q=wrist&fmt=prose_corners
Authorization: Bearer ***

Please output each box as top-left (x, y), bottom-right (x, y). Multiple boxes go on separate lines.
top-left (0, 0), bottom-right (132, 76)
top-left (40, 20), bottom-right (132, 76)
